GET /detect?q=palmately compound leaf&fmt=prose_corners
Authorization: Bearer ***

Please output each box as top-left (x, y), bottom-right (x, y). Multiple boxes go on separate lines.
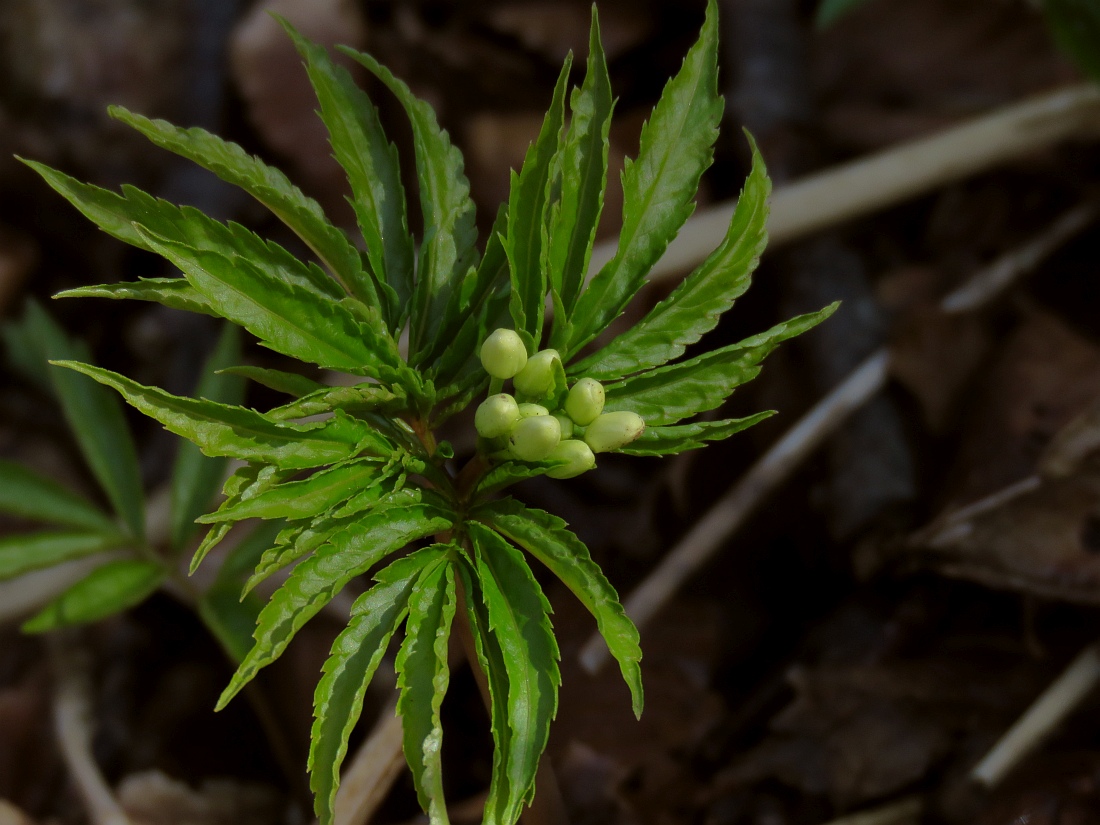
top-left (197, 458), bottom-right (388, 524)
top-left (454, 556), bottom-right (514, 825)
top-left (395, 556), bottom-right (457, 825)
top-left (601, 305), bottom-right (838, 426)
top-left (0, 459), bottom-right (118, 534)
top-left (18, 303), bottom-right (146, 539)
top-left (23, 162), bottom-right (344, 302)
top-left (56, 279), bottom-right (217, 317)
top-left (565, 0), bottom-right (723, 357)
top-left (311, 546), bottom-right (447, 825)
top-left (479, 499), bottom-right (642, 718)
top-left (22, 559), bottom-right (165, 633)
top-left (548, 8), bottom-right (613, 343)
top-left (191, 464), bottom-right (290, 573)
top-left (108, 106), bottom-right (376, 306)
top-left (0, 531), bottom-right (128, 582)
top-left (282, 19), bottom-right (413, 329)
top-left (133, 227), bottom-right (410, 385)
top-left (339, 46), bottom-right (478, 364)
top-left (217, 492), bottom-right (453, 709)
top-left (504, 55), bottom-right (572, 345)
top-left (52, 360), bottom-right (390, 470)
top-left (266, 384), bottom-right (406, 422)
top-left (170, 324), bottom-right (245, 551)
top-left (618, 411), bottom-right (775, 456)
top-left (570, 134), bottom-right (770, 381)
top-left (467, 522), bottom-right (560, 822)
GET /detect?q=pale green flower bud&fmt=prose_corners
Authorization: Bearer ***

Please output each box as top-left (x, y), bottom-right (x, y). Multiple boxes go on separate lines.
top-left (474, 393), bottom-right (521, 439)
top-left (553, 413), bottom-right (574, 440)
top-left (546, 439), bottom-right (596, 479)
top-left (583, 411), bottom-right (646, 453)
top-left (512, 349), bottom-right (561, 397)
top-left (564, 377), bottom-right (605, 426)
top-left (480, 329), bottom-right (528, 379)
top-left (517, 403), bottom-right (549, 418)
top-left (508, 414), bottom-right (561, 461)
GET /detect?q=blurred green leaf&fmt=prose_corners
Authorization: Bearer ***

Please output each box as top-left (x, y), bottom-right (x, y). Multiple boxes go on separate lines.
top-left (22, 559), bottom-right (164, 632)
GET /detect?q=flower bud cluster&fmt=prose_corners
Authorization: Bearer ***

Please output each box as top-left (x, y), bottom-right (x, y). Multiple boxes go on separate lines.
top-left (476, 328), bottom-right (646, 478)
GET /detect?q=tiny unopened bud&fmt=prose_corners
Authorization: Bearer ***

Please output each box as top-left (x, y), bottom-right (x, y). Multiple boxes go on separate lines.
top-left (546, 439), bottom-right (596, 479)
top-left (513, 349), bottom-right (561, 397)
top-left (480, 329), bottom-right (528, 379)
top-left (508, 414), bottom-right (562, 461)
top-left (584, 411), bottom-right (646, 453)
top-left (475, 393), bottom-right (521, 439)
top-left (564, 377), bottom-right (605, 426)
top-left (553, 413), bottom-right (574, 440)
top-left (517, 403), bottom-right (549, 419)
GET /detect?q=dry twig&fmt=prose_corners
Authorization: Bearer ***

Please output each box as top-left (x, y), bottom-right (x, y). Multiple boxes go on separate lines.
top-left (817, 797), bottom-right (922, 825)
top-left (48, 633), bottom-right (133, 825)
top-left (971, 644), bottom-right (1100, 787)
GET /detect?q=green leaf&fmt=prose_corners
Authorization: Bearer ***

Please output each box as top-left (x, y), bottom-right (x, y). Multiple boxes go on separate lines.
top-left (474, 460), bottom-right (565, 497)
top-left (339, 46), bottom-right (478, 362)
top-left (428, 205), bottom-right (513, 387)
top-left (215, 517), bottom-right (289, 584)
top-left (395, 556), bottom-right (456, 824)
top-left (266, 384), bottom-right (406, 422)
top-left (23, 163), bottom-right (344, 302)
top-left (217, 493), bottom-right (453, 709)
top-left (467, 523), bottom-right (559, 820)
top-left (19, 303), bottom-right (146, 538)
top-left (310, 546), bottom-right (446, 825)
top-left (283, 21), bottom-right (414, 326)
top-left (22, 559), bottom-right (164, 632)
top-left (198, 459), bottom-right (386, 523)
top-left (454, 556), bottom-right (514, 825)
top-left (217, 366), bottom-right (326, 398)
top-left (0, 459), bottom-right (117, 533)
top-left (617, 411), bottom-right (774, 456)
top-left (565, 0), bottom-right (723, 357)
top-left (133, 227), bottom-right (409, 383)
top-left (108, 106), bottom-right (372, 300)
top-left (198, 583), bottom-right (265, 663)
top-left (548, 10), bottom-right (613, 338)
top-left (602, 306), bottom-right (837, 425)
top-left (244, 515), bottom-right (347, 596)
top-left (505, 56), bottom-right (572, 344)
top-left (53, 360), bottom-right (389, 470)
top-left (55, 279), bottom-right (217, 317)
top-left (170, 324), bottom-right (246, 550)
top-left (0, 531), bottom-right (127, 581)
top-left (570, 135), bottom-right (770, 381)
top-left (480, 499), bottom-right (642, 718)
top-left (192, 464), bottom-right (289, 573)
top-left (1043, 0), bottom-right (1100, 83)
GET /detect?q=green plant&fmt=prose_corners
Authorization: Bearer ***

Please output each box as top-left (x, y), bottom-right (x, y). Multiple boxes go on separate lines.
top-left (0, 304), bottom-right (277, 660)
top-left (23, 2), bottom-right (834, 822)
